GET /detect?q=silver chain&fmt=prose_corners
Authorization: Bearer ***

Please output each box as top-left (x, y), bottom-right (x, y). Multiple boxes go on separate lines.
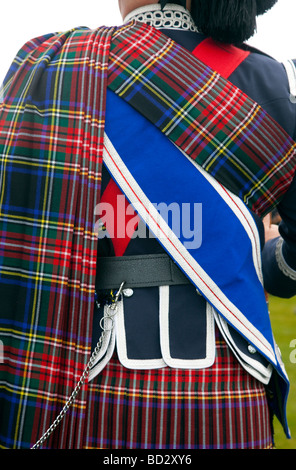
top-left (31, 281), bottom-right (125, 449)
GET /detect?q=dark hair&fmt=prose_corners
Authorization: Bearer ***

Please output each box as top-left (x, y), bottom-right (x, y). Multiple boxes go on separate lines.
top-left (159, 0), bottom-right (278, 44)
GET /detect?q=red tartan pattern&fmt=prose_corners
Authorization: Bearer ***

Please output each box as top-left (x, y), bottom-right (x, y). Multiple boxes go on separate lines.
top-left (82, 329), bottom-right (273, 450)
top-left (0, 26), bottom-right (115, 449)
top-left (0, 20), bottom-right (293, 449)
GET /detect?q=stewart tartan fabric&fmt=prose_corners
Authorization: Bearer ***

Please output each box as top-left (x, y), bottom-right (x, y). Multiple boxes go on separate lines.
top-left (0, 20), bottom-right (294, 449)
top-left (0, 27), bottom-right (115, 449)
top-left (84, 329), bottom-right (273, 450)
top-left (108, 21), bottom-right (296, 217)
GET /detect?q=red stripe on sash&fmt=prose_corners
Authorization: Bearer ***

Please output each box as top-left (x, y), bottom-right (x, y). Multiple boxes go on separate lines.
top-left (192, 38), bottom-right (250, 79)
top-left (104, 38), bottom-right (250, 256)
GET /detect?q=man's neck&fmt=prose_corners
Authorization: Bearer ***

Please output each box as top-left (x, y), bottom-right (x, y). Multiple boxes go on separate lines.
top-left (119, 1), bottom-right (157, 19)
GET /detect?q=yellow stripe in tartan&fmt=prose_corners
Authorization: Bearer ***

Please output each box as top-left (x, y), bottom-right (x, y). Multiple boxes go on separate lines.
top-left (0, 212), bottom-right (74, 228)
top-left (0, 102), bottom-right (86, 118)
top-left (87, 383), bottom-right (267, 401)
top-left (113, 56), bottom-right (218, 134)
top-left (0, 269), bottom-right (96, 291)
top-left (0, 54), bottom-right (50, 211)
top-left (204, 104), bottom-right (261, 177)
top-left (0, 215), bottom-right (98, 244)
top-left (0, 327), bottom-right (91, 354)
top-left (9, 54), bottom-right (110, 70)
top-left (110, 40), bottom-right (223, 139)
top-left (1, 383), bottom-right (87, 408)
top-left (0, 269), bottom-right (69, 286)
top-left (0, 156), bottom-right (102, 185)
top-left (162, 71), bottom-right (219, 134)
top-left (113, 21), bottom-right (134, 39)
top-left (0, 76), bottom-right (13, 96)
top-left (110, 41), bottom-right (175, 101)
top-left (0, 158), bottom-right (82, 173)
top-left (13, 37), bottom-right (76, 441)
top-left (244, 142), bottom-right (296, 205)
top-left (116, 40), bottom-right (174, 93)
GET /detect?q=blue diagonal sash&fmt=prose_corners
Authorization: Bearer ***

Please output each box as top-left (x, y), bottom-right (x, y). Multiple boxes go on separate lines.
top-left (103, 88), bottom-right (290, 437)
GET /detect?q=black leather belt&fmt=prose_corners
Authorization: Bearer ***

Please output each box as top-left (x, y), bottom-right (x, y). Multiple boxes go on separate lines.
top-left (95, 254), bottom-right (190, 290)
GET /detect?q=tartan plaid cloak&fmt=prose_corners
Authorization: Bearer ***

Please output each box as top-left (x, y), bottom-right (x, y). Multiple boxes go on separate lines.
top-left (0, 26), bottom-right (114, 449)
top-left (0, 21), bottom-right (295, 448)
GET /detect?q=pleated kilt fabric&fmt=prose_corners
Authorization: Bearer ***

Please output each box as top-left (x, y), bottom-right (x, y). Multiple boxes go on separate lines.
top-left (83, 328), bottom-right (273, 450)
top-left (2, 21), bottom-right (292, 448)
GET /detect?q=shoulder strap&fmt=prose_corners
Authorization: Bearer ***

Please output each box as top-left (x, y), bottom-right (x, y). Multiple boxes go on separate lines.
top-left (109, 22), bottom-right (296, 217)
top-left (192, 37), bottom-right (250, 79)
top-left (282, 59), bottom-right (296, 103)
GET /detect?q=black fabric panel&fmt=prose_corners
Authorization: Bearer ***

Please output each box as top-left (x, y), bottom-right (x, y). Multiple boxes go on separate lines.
top-left (123, 287), bottom-right (162, 360)
top-left (168, 284), bottom-right (208, 359)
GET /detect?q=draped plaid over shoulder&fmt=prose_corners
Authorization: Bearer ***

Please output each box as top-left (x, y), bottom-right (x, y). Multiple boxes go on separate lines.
top-left (0, 21), bottom-right (295, 449)
top-left (108, 23), bottom-right (296, 217)
top-left (0, 26), bottom-right (114, 449)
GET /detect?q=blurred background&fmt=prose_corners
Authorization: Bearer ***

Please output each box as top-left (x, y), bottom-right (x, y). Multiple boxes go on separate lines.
top-left (0, 0), bottom-right (295, 449)
top-left (268, 295), bottom-right (296, 449)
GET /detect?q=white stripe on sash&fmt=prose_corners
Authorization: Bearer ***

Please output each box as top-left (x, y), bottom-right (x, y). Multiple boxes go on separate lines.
top-left (103, 132), bottom-right (277, 366)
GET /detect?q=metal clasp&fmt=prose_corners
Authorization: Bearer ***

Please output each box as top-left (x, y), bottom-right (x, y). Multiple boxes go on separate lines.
top-left (100, 281), bottom-right (126, 331)
top-left (113, 281), bottom-right (126, 304)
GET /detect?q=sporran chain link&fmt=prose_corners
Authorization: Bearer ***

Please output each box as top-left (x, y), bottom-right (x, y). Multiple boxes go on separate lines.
top-left (31, 281), bottom-right (125, 449)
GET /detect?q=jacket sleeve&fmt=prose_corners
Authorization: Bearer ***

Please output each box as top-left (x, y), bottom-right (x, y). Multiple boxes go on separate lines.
top-left (262, 59), bottom-right (296, 298)
top-left (262, 175), bottom-right (296, 298)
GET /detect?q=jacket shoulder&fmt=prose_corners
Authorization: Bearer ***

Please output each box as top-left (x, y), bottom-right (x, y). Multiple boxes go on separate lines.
top-left (230, 46), bottom-right (296, 138)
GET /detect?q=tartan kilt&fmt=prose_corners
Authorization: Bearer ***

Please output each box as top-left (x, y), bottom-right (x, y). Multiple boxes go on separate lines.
top-left (83, 328), bottom-right (273, 450)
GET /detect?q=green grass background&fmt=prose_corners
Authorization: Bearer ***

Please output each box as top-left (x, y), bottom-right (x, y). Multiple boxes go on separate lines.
top-left (269, 295), bottom-right (296, 449)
